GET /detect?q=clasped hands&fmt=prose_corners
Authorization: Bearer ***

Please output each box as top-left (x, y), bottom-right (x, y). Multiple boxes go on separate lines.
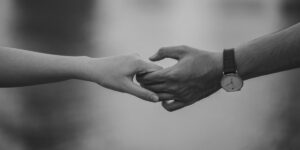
top-left (84, 46), bottom-right (223, 111)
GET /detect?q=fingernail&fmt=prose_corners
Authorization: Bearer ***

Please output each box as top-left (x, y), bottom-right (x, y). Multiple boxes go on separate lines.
top-left (151, 94), bottom-right (159, 102)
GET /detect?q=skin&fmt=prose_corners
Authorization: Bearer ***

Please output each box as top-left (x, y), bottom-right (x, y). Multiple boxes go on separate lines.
top-left (2, 22), bottom-right (300, 111)
top-left (0, 47), bottom-right (161, 102)
top-left (138, 22), bottom-right (300, 111)
top-left (136, 46), bottom-right (223, 111)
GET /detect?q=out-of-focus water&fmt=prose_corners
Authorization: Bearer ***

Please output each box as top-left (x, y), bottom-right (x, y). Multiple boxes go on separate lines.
top-left (0, 0), bottom-right (300, 150)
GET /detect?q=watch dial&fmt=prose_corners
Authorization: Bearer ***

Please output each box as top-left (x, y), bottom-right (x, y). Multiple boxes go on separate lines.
top-left (221, 75), bottom-right (243, 92)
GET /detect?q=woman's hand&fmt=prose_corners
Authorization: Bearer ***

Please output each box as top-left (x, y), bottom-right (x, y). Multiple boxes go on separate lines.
top-left (79, 54), bottom-right (162, 102)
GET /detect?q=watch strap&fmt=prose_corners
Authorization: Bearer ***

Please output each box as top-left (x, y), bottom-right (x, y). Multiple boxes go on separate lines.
top-left (223, 49), bottom-right (237, 74)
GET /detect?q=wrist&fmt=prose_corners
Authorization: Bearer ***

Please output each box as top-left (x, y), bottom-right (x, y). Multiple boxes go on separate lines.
top-left (211, 51), bottom-right (223, 79)
top-left (68, 56), bottom-right (94, 81)
top-left (235, 45), bottom-right (254, 80)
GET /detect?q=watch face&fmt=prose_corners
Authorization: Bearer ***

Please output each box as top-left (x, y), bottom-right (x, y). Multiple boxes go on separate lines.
top-left (221, 74), bottom-right (243, 92)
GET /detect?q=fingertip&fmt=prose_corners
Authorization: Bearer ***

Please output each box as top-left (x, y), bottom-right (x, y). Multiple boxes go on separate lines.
top-left (145, 88), bottom-right (160, 102)
top-left (162, 100), bottom-right (186, 112)
top-left (142, 92), bottom-right (160, 103)
top-left (162, 101), bottom-right (174, 112)
top-left (125, 80), bottom-right (160, 102)
top-left (150, 94), bottom-right (160, 102)
top-left (149, 53), bottom-right (159, 61)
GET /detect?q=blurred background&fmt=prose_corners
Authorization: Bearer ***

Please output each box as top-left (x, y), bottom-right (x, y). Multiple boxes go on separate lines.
top-left (0, 0), bottom-right (300, 150)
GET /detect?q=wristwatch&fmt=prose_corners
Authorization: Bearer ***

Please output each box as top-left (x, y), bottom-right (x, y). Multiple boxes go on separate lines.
top-left (220, 48), bottom-right (243, 92)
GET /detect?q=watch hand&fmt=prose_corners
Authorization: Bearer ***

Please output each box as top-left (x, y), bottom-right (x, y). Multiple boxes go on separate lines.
top-left (225, 82), bottom-right (231, 87)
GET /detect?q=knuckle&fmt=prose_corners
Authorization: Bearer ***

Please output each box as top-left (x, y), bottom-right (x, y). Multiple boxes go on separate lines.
top-left (170, 86), bottom-right (179, 93)
top-left (168, 70), bottom-right (181, 80)
top-left (165, 84), bottom-right (179, 93)
top-left (174, 45), bottom-right (189, 55)
top-left (179, 45), bottom-right (188, 49)
top-left (169, 73), bottom-right (179, 80)
top-left (127, 53), bottom-right (141, 61)
top-left (132, 57), bottom-right (144, 66)
top-left (135, 58), bottom-right (144, 64)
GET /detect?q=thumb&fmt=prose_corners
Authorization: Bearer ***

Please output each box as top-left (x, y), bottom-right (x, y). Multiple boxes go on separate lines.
top-left (123, 79), bottom-right (159, 102)
top-left (149, 46), bottom-right (186, 61)
top-left (162, 100), bottom-right (187, 112)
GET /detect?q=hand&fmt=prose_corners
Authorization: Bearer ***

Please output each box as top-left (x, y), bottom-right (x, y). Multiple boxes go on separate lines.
top-left (81, 54), bottom-right (162, 102)
top-left (137, 46), bottom-right (223, 111)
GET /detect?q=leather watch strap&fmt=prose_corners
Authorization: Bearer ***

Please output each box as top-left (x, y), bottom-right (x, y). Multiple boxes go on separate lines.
top-left (223, 49), bottom-right (237, 74)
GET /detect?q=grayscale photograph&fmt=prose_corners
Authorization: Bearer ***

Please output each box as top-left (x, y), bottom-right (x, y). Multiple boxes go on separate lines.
top-left (0, 0), bottom-right (300, 150)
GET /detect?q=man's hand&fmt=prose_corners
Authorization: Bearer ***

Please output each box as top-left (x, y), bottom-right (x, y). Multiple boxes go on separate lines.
top-left (136, 46), bottom-right (223, 111)
top-left (80, 54), bottom-right (162, 102)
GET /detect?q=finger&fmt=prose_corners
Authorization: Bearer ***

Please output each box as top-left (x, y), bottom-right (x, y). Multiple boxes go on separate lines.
top-left (157, 93), bottom-right (174, 101)
top-left (141, 83), bottom-right (171, 93)
top-left (137, 61), bottom-right (163, 75)
top-left (123, 79), bottom-right (159, 102)
top-left (136, 69), bottom-right (168, 84)
top-left (149, 46), bottom-right (187, 61)
top-left (162, 100), bottom-right (187, 112)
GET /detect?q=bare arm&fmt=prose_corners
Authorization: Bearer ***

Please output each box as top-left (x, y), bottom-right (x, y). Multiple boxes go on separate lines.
top-left (236, 23), bottom-right (300, 80)
top-left (0, 47), bottom-right (86, 87)
top-left (0, 47), bottom-right (161, 102)
top-left (137, 23), bottom-right (300, 111)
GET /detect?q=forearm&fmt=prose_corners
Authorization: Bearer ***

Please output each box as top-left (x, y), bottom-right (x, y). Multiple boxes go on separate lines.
top-left (235, 23), bottom-right (300, 80)
top-left (0, 47), bottom-right (88, 87)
